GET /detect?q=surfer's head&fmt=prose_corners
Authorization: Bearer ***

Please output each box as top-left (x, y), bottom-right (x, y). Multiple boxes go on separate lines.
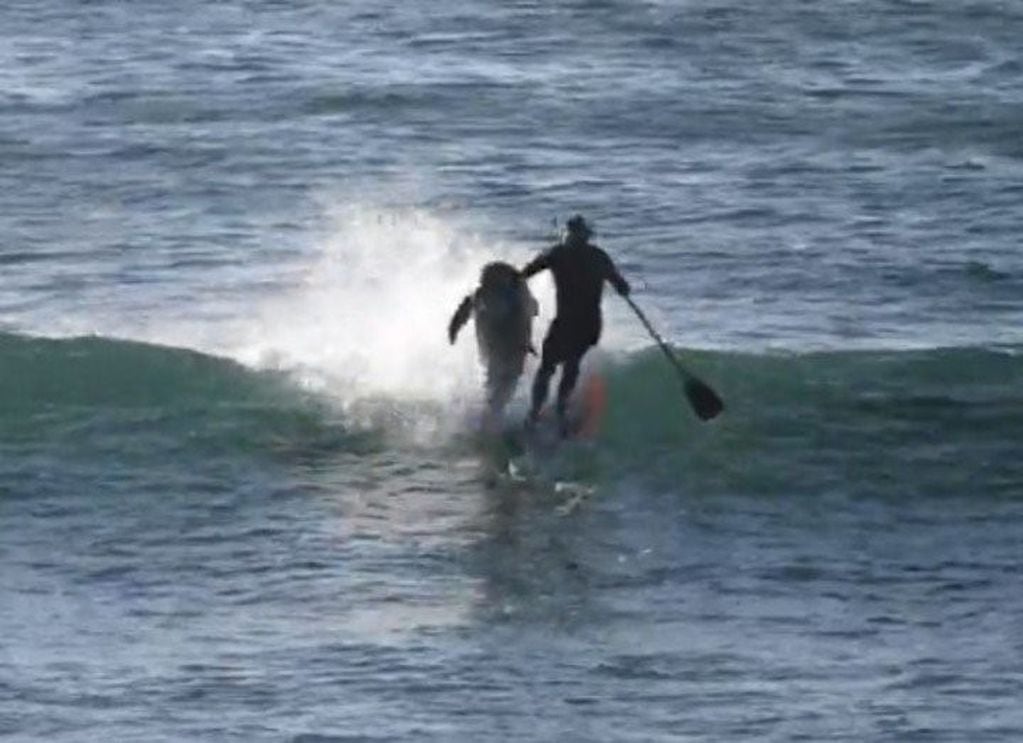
top-left (565, 214), bottom-right (592, 241)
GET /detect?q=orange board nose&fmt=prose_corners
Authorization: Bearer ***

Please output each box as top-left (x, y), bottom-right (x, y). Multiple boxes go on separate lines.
top-left (576, 373), bottom-right (607, 439)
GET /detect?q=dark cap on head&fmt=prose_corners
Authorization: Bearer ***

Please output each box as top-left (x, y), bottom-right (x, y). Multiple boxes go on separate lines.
top-left (566, 214), bottom-right (592, 239)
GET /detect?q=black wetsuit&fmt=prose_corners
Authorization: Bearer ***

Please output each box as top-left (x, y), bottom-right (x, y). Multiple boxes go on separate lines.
top-left (521, 234), bottom-right (629, 424)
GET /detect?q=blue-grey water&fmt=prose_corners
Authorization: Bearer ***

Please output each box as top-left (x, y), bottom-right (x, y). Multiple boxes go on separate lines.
top-left (2, 1), bottom-right (1023, 740)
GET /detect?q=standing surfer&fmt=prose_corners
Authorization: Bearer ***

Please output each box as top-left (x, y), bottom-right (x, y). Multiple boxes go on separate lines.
top-left (521, 215), bottom-right (630, 436)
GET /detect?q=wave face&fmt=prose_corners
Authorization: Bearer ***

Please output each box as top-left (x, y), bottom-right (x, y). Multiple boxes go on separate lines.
top-left (0, 332), bottom-right (373, 468)
top-left (4, 331), bottom-right (1020, 500)
top-left (0, 332), bottom-right (271, 411)
top-left (3, 2), bottom-right (1023, 740)
top-left (596, 345), bottom-right (1023, 500)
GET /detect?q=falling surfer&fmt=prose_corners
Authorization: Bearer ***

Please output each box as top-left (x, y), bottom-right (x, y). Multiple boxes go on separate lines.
top-left (448, 261), bottom-right (539, 430)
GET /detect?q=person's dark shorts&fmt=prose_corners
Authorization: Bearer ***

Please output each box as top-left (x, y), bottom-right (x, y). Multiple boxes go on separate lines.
top-left (541, 317), bottom-right (600, 364)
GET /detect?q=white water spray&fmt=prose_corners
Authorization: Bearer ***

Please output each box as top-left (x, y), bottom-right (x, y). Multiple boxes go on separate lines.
top-left (228, 204), bottom-right (554, 422)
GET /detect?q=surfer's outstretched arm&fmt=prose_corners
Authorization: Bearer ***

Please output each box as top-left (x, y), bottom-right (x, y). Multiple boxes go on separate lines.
top-left (521, 250), bottom-right (552, 280)
top-left (523, 285), bottom-right (539, 316)
top-left (601, 249), bottom-right (631, 296)
top-left (448, 295), bottom-right (473, 344)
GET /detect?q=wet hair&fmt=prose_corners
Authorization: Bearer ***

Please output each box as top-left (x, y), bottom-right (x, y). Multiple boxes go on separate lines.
top-left (566, 214), bottom-right (592, 239)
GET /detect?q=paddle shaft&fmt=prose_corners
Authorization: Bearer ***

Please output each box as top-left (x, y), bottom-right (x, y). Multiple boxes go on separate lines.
top-left (623, 295), bottom-right (697, 384)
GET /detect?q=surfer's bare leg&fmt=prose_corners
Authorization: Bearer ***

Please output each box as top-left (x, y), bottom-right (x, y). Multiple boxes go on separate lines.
top-left (528, 358), bottom-right (556, 424)
top-left (556, 354), bottom-right (583, 435)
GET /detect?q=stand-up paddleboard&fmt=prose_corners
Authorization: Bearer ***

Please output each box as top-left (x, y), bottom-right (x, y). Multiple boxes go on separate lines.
top-left (570, 371), bottom-right (607, 440)
top-left (481, 371), bottom-right (605, 510)
top-left (501, 368), bottom-right (608, 456)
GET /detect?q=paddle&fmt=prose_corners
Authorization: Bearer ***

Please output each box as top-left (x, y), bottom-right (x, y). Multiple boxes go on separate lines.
top-left (623, 294), bottom-right (724, 421)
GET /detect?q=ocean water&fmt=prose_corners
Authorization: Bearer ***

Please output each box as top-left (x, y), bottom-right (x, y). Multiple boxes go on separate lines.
top-left (2, 1), bottom-right (1022, 740)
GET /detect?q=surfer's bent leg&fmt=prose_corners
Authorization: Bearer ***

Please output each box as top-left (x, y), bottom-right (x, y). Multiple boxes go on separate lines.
top-left (529, 357), bottom-right (556, 424)
top-left (555, 351), bottom-right (585, 434)
top-left (556, 355), bottom-right (581, 413)
top-left (529, 321), bottom-right (564, 424)
top-left (554, 323), bottom-right (598, 435)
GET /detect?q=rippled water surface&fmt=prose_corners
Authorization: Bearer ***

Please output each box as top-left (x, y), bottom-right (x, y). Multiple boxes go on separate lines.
top-left (2, 1), bottom-right (1022, 740)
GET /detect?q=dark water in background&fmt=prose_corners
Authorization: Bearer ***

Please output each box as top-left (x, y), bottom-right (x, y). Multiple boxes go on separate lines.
top-left (2, 1), bottom-right (1023, 740)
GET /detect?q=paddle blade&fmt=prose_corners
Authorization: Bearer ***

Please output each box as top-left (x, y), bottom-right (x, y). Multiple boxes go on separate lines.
top-left (684, 377), bottom-right (724, 421)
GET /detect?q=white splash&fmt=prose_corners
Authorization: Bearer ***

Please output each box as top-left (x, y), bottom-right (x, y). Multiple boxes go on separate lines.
top-left (227, 204), bottom-right (553, 421)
